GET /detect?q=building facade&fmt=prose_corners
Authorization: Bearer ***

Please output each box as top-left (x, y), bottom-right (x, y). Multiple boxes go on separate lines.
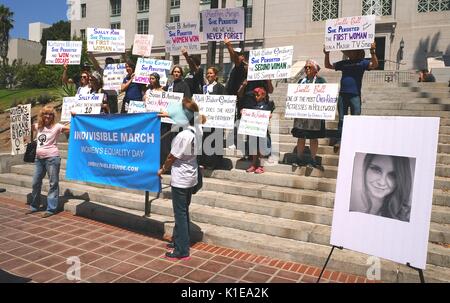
top-left (7, 39), bottom-right (42, 65)
top-left (70, 0), bottom-right (450, 71)
top-left (29, 22), bottom-right (51, 43)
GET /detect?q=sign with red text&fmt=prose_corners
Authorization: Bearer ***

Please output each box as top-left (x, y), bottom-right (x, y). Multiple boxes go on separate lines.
top-left (325, 15), bottom-right (376, 51)
top-left (165, 21), bottom-right (201, 54)
top-left (45, 41), bottom-right (82, 65)
top-left (87, 28), bottom-right (126, 53)
top-left (285, 83), bottom-right (339, 120)
top-left (132, 34), bottom-right (154, 57)
top-left (238, 109), bottom-right (271, 138)
top-left (133, 58), bottom-right (172, 86)
top-left (248, 46), bottom-right (294, 81)
top-left (202, 7), bottom-right (244, 41)
top-left (145, 91), bottom-right (183, 124)
top-left (10, 104), bottom-right (31, 155)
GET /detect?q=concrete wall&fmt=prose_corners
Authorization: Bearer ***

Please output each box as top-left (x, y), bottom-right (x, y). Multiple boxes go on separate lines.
top-left (7, 39), bottom-right (42, 65)
top-left (28, 22), bottom-right (50, 43)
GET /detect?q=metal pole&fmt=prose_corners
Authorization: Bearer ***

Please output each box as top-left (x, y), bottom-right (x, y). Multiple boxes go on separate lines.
top-left (207, 0), bottom-right (219, 67)
top-left (218, 0), bottom-right (227, 77)
top-left (239, 0), bottom-right (248, 51)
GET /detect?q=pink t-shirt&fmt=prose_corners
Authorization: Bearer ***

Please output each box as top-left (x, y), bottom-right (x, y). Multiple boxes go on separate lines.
top-left (35, 123), bottom-right (64, 159)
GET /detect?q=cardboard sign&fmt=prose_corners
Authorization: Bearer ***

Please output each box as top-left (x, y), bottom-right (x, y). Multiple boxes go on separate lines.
top-left (61, 94), bottom-right (103, 122)
top-left (46, 41), bottom-right (82, 65)
top-left (285, 83), bottom-right (339, 120)
top-left (165, 21), bottom-right (201, 54)
top-left (247, 46), bottom-right (294, 80)
top-left (145, 91), bottom-right (183, 124)
top-left (133, 58), bottom-right (172, 86)
top-left (87, 28), bottom-right (126, 53)
top-left (202, 7), bottom-right (245, 41)
top-left (331, 116), bottom-right (440, 269)
top-left (325, 15), bottom-right (376, 51)
top-left (193, 94), bottom-right (236, 129)
top-left (238, 109), bottom-right (270, 138)
top-left (10, 104), bottom-right (31, 155)
top-left (128, 101), bottom-right (146, 113)
top-left (103, 63), bottom-right (128, 91)
top-left (132, 34), bottom-right (154, 57)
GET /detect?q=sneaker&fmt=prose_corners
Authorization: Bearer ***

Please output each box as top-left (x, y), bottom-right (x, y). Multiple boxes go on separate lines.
top-left (333, 143), bottom-right (340, 153)
top-left (254, 166), bottom-right (265, 174)
top-left (246, 165), bottom-right (257, 173)
top-left (311, 160), bottom-right (325, 172)
top-left (166, 242), bottom-right (175, 249)
top-left (42, 212), bottom-right (55, 218)
top-left (164, 251), bottom-right (191, 261)
top-left (25, 209), bottom-right (39, 215)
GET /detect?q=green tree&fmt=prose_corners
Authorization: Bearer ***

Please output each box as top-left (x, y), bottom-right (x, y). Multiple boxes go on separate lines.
top-left (40, 20), bottom-right (71, 63)
top-left (0, 5), bottom-right (14, 66)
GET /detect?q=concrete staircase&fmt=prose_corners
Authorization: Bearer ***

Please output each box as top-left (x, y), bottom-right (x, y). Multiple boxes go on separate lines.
top-left (1, 79), bottom-right (449, 282)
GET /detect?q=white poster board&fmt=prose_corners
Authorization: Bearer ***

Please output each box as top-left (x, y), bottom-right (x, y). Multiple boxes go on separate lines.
top-left (132, 34), bottom-right (154, 57)
top-left (285, 83), bottom-right (339, 120)
top-left (128, 101), bottom-right (147, 113)
top-left (331, 116), bottom-right (440, 269)
top-left (10, 104), bottom-right (31, 155)
top-left (247, 46), bottom-right (294, 81)
top-left (102, 63), bottom-right (128, 91)
top-left (165, 21), bottom-right (201, 54)
top-left (61, 94), bottom-right (103, 121)
top-left (325, 15), bottom-right (376, 51)
top-left (45, 41), bottom-right (82, 65)
top-left (238, 109), bottom-right (270, 138)
top-left (133, 58), bottom-right (172, 86)
top-left (145, 91), bottom-right (183, 124)
top-left (193, 94), bottom-right (236, 129)
top-left (202, 7), bottom-right (245, 41)
top-left (87, 28), bottom-right (126, 53)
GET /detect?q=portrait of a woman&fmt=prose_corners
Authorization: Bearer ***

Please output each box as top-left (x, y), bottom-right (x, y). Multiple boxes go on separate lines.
top-left (349, 153), bottom-right (414, 222)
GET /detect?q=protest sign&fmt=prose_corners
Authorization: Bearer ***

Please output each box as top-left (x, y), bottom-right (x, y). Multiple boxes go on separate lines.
top-left (193, 94), bottom-right (236, 129)
top-left (238, 109), bottom-right (271, 138)
top-left (87, 28), bottom-right (126, 53)
top-left (202, 7), bottom-right (244, 41)
top-left (10, 104), bottom-right (31, 155)
top-left (247, 46), bottom-right (294, 80)
top-left (103, 63), bottom-right (128, 91)
top-left (145, 91), bottom-right (183, 124)
top-left (325, 15), bottom-right (376, 51)
top-left (284, 83), bottom-right (339, 120)
top-left (128, 101), bottom-right (146, 113)
top-left (132, 34), bottom-right (154, 57)
top-left (66, 114), bottom-right (161, 192)
top-left (165, 21), bottom-right (201, 54)
top-left (61, 94), bottom-right (103, 122)
top-left (45, 41), bottom-right (82, 65)
top-left (133, 58), bottom-right (172, 86)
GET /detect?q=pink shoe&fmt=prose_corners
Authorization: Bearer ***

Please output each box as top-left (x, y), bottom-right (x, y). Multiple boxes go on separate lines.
top-left (246, 165), bottom-right (257, 173)
top-left (254, 166), bottom-right (265, 174)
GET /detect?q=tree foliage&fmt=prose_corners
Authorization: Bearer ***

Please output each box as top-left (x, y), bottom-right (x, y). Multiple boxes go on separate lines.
top-left (0, 5), bottom-right (14, 66)
top-left (40, 20), bottom-right (71, 63)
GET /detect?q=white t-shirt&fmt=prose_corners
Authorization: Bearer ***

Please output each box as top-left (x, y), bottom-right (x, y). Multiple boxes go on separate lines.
top-left (170, 126), bottom-right (198, 188)
top-left (35, 123), bottom-right (64, 159)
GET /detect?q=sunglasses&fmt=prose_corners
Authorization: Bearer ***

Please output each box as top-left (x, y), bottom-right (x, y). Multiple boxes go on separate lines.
top-left (304, 66), bottom-right (313, 70)
top-left (43, 113), bottom-right (54, 116)
top-left (81, 75), bottom-right (89, 79)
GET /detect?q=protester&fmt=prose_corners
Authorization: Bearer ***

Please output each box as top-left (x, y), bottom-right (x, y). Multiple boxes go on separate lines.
top-left (324, 43), bottom-right (378, 152)
top-left (26, 105), bottom-right (70, 218)
top-left (418, 69), bottom-right (436, 82)
top-left (181, 47), bottom-right (205, 95)
top-left (120, 61), bottom-right (145, 113)
top-left (158, 99), bottom-right (206, 260)
top-left (164, 65), bottom-right (192, 97)
top-left (144, 72), bottom-right (164, 101)
top-left (62, 64), bottom-right (91, 95)
top-left (291, 59), bottom-right (326, 170)
top-left (241, 87), bottom-right (274, 174)
top-left (89, 71), bottom-right (110, 114)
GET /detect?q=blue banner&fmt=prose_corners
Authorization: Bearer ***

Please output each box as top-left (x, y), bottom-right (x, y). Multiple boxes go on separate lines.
top-left (66, 113), bottom-right (161, 192)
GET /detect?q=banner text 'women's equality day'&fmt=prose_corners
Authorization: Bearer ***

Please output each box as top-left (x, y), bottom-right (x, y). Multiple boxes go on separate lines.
top-left (66, 114), bottom-right (161, 192)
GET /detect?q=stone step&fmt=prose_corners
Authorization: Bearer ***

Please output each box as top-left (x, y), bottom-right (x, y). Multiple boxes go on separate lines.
top-left (1, 183), bottom-right (449, 277)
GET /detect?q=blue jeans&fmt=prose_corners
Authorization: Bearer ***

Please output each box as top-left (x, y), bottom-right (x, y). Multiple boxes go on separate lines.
top-left (171, 186), bottom-right (193, 256)
top-left (337, 93), bottom-right (362, 141)
top-left (31, 156), bottom-right (61, 213)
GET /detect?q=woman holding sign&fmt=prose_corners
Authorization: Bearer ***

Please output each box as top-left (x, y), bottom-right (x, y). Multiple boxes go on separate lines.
top-left (291, 59), bottom-right (326, 170)
top-left (26, 105), bottom-right (70, 218)
top-left (121, 61), bottom-right (145, 113)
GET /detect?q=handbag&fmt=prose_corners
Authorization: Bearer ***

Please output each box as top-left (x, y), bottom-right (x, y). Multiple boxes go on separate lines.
top-left (192, 165), bottom-right (203, 194)
top-left (23, 140), bottom-right (37, 163)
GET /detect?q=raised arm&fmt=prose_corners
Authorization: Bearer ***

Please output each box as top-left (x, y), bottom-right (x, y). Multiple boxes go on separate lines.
top-left (88, 52), bottom-right (102, 73)
top-left (368, 42), bottom-right (379, 70)
top-left (323, 46), bottom-right (334, 70)
top-left (224, 37), bottom-right (240, 66)
top-left (265, 80), bottom-right (274, 94)
top-left (62, 64), bottom-right (69, 85)
top-left (181, 47), bottom-right (198, 73)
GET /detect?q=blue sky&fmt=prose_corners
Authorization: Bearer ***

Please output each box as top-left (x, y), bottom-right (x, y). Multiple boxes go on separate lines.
top-left (1, 0), bottom-right (69, 39)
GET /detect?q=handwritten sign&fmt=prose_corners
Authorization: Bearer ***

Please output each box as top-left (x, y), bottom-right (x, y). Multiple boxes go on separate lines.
top-left (61, 94), bottom-right (103, 122)
top-left (133, 58), bottom-right (172, 86)
top-left (285, 84), bottom-right (339, 120)
top-left (202, 7), bottom-right (244, 41)
top-left (238, 109), bottom-right (270, 138)
top-left (145, 91), bottom-right (183, 124)
top-left (165, 21), bottom-right (201, 54)
top-left (87, 28), bottom-right (126, 53)
top-left (103, 63), bottom-right (128, 91)
top-left (247, 46), bottom-right (294, 81)
top-left (193, 94), bottom-right (236, 129)
top-left (128, 101), bottom-right (146, 113)
top-left (325, 15), bottom-right (376, 51)
top-left (10, 104), bottom-right (31, 155)
top-left (132, 34), bottom-right (154, 57)
top-left (45, 41), bottom-right (82, 65)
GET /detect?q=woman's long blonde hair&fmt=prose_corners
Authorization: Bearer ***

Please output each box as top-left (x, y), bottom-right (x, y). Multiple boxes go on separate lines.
top-left (37, 105), bottom-right (57, 130)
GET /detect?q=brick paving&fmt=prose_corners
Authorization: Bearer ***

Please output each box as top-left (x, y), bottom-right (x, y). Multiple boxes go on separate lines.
top-left (0, 196), bottom-right (375, 283)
